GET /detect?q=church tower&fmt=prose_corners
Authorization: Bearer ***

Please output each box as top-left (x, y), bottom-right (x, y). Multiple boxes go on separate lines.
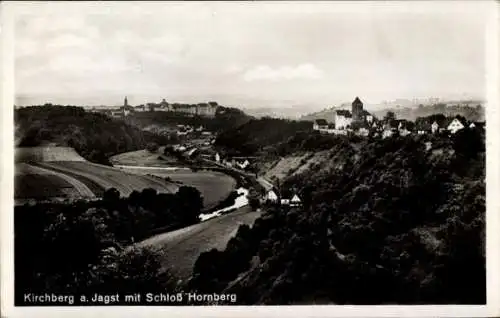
top-left (352, 96), bottom-right (364, 123)
top-left (124, 96), bottom-right (128, 107)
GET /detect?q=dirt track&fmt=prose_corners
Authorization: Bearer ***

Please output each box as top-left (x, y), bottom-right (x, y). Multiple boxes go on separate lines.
top-left (137, 206), bottom-right (262, 280)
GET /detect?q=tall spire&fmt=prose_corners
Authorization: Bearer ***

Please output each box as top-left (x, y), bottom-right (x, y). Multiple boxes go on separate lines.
top-left (124, 96), bottom-right (128, 107)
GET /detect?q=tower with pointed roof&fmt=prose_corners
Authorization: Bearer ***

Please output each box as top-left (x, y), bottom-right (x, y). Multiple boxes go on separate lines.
top-left (124, 96), bottom-right (128, 107)
top-left (352, 96), bottom-right (364, 123)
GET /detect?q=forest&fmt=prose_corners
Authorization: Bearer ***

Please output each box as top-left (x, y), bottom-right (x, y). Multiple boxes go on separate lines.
top-left (215, 117), bottom-right (314, 156)
top-left (15, 186), bottom-right (203, 305)
top-left (15, 105), bottom-right (168, 165)
top-left (189, 127), bottom-right (486, 304)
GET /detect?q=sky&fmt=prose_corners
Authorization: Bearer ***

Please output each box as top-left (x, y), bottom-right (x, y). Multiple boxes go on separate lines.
top-left (13, 1), bottom-right (490, 108)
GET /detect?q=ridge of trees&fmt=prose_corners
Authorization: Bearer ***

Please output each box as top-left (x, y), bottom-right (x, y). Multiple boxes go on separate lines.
top-left (15, 106), bottom-right (169, 165)
top-left (214, 117), bottom-right (314, 156)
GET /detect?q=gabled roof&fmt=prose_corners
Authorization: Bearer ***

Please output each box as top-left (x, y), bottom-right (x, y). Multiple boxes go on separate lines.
top-left (291, 194), bottom-right (301, 203)
top-left (267, 190), bottom-right (278, 200)
top-left (314, 119), bottom-right (328, 125)
top-left (335, 110), bottom-right (352, 117)
top-left (353, 96), bottom-right (363, 104)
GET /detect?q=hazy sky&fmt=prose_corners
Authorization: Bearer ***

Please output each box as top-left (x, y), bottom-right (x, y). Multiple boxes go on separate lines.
top-left (13, 1), bottom-right (490, 107)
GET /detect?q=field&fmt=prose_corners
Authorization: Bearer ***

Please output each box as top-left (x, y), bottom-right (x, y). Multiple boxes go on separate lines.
top-left (36, 161), bottom-right (178, 197)
top-left (15, 147), bottom-right (178, 200)
top-left (15, 146), bottom-right (86, 162)
top-left (109, 147), bottom-right (180, 166)
top-left (115, 166), bottom-right (236, 210)
top-left (15, 163), bottom-right (96, 200)
top-left (137, 206), bottom-right (262, 280)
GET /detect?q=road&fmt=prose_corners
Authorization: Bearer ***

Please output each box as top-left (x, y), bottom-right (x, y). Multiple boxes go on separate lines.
top-left (136, 205), bottom-right (262, 281)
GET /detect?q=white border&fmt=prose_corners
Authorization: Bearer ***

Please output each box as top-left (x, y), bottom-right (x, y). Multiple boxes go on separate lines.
top-left (1, 1), bottom-right (499, 317)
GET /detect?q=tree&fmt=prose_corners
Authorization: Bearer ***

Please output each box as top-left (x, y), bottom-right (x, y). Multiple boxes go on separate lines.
top-left (146, 142), bottom-right (159, 152)
top-left (384, 111), bottom-right (396, 122)
top-left (176, 186), bottom-right (204, 225)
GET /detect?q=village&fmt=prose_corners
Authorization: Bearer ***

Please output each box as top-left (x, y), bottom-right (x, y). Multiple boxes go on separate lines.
top-left (312, 97), bottom-right (485, 138)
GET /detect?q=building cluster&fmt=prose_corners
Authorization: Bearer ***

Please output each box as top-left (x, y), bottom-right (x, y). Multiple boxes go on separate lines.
top-left (265, 190), bottom-right (302, 207)
top-left (214, 153), bottom-right (255, 171)
top-left (91, 97), bottom-right (219, 118)
top-left (313, 97), bottom-right (485, 139)
top-left (313, 97), bottom-right (375, 136)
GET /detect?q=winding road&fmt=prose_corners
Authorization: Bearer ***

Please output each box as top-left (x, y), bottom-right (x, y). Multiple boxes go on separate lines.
top-left (136, 205), bottom-right (262, 280)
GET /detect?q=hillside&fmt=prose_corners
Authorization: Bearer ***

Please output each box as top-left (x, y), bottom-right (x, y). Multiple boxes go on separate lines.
top-left (215, 117), bottom-right (313, 156)
top-left (189, 128), bottom-right (485, 304)
top-left (15, 146), bottom-right (86, 162)
top-left (15, 105), bottom-right (168, 165)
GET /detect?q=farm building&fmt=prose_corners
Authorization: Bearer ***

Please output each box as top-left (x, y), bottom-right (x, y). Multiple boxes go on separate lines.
top-left (266, 190), bottom-right (278, 202)
top-left (290, 194), bottom-right (302, 207)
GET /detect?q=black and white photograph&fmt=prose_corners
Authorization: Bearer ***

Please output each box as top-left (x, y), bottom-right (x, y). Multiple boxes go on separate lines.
top-left (2, 1), bottom-right (499, 316)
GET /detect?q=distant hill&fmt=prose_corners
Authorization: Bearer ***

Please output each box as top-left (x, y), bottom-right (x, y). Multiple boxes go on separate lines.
top-left (243, 104), bottom-right (324, 120)
top-left (371, 103), bottom-right (485, 122)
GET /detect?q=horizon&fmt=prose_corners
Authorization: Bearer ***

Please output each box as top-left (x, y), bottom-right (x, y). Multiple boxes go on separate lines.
top-left (14, 2), bottom-right (488, 109)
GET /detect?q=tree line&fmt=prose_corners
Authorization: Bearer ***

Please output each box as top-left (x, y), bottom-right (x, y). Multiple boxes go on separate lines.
top-left (15, 186), bottom-right (203, 304)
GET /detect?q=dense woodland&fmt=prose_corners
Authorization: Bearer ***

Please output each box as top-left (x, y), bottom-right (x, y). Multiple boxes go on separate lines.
top-left (215, 117), bottom-right (313, 156)
top-left (189, 128), bottom-right (485, 304)
top-left (15, 106), bottom-right (170, 165)
top-left (15, 186), bottom-right (203, 304)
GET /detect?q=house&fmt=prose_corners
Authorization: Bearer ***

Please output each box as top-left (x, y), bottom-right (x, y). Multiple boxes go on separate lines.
top-left (356, 127), bottom-right (370, 136)
top-left (313, 119), bottom-right (329, 131)
top-left (382, 129), bottom-right (394, 139)
top-left (431, 121), bottom-right (440, 133)
top-left (135, 105), bottom-right (147, 112)
top-left (215, 153), bottom-right (221, 163)
top-left (280, 199), bottom-right (290, 205)
top-left (447, 118), bottom-right (466, 134)
top-left (290, 194), bottom-right (302, 207)
top-left (335, 110), bottom-right (353, 130)
top-left (266, 190), bottom-right (278, 203)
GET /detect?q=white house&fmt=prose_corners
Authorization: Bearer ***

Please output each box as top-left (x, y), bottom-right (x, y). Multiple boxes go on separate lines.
top-left (280, 199), bottom-right (290, 205)
top-left (382, 129), bottom-right (394, 139)
top-left (135, 105), bottom-right (147, 112)
top-left (431, 121), bottom-right (440, 133)
top-left (356, 127), bottom-right (369, 137)
top-left (290, 194), bottom-right (302, 206)
top-left (215, 153), bottom-right (221, 163)
top-left (335, 110), bottom-right (352, 130)
top-left (237, 159), bottom-right (250, 170)
top-left (469, 123), bottom-right (476, 128)
top-left (313, 119), bottom-right (329, 131)
top-left (266, 190), bottom-right (278, 202)
top-left (447, 118), bottom-right (465, 134)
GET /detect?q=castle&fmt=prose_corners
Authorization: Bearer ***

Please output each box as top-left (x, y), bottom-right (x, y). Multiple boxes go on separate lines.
top-left (334, 97), bottom-right (374, 130)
